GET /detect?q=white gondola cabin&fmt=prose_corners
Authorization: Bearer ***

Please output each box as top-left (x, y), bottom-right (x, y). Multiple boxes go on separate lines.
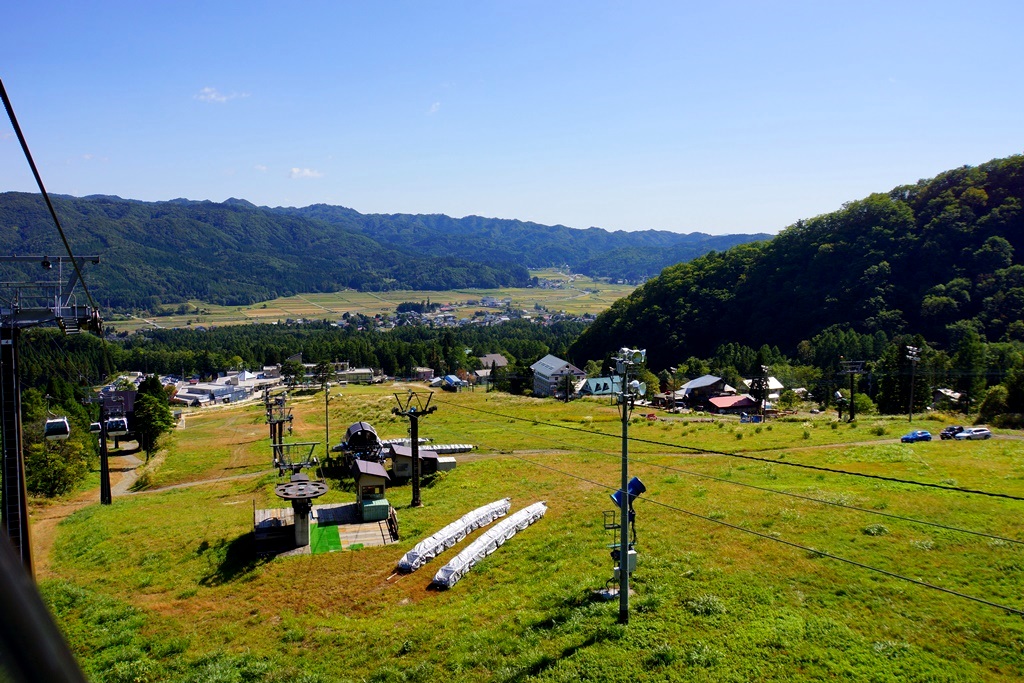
top-left (44, 417), bottom-right (71, 441)
top-left (105, 417), bottom-right (129, 437)
top-left (89, 422), bottom-right (102, 433)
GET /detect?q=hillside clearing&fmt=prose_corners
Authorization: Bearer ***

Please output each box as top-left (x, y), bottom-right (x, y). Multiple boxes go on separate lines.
top-left (36, 387), bottom-right (1024, 681)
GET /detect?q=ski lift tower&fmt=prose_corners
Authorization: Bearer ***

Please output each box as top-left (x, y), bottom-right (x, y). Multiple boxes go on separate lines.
top-left (1, 255), bottom-right (101, 574)
top-left (264, 389), bottom-right (293, 466)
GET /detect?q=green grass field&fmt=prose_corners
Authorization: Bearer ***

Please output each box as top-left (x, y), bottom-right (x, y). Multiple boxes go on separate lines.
top-left (104, 270), bottom-right (637, 334)
top-left (37, 387), bottom-right (1024, 681)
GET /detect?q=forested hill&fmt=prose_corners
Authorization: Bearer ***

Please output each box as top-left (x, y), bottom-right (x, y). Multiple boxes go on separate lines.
top-left (570, 155), bottom-right (1024, 371)
top-left (0, 193), bottom-right (766, 310)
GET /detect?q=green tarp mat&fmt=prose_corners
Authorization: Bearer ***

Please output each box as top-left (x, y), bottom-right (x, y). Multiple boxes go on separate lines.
top-left (309, 523), bottom-right (343, 555)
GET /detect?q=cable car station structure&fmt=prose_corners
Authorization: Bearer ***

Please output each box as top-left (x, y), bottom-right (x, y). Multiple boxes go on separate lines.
top-left (1, 255), bottom-right (102, 574)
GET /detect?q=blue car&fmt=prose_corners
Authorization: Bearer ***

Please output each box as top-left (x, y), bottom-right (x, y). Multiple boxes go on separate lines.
top-left (901, 430), bottom-right (932, 443)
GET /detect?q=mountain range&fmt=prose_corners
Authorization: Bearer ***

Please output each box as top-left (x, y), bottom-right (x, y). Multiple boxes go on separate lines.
top-left (0, 193), bottom-right (767, 310)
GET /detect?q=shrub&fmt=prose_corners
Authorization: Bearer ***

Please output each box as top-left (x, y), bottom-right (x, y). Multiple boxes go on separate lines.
top-left (684, 640), bottom-right (722, 668)
top-left (993, 413), bottom-right (1024, 429)
top-left (978, 385), bottom-right (1009, 423)
top-left (862, 524), bottom-right (889, 536)
top-left (685, 594), bottom-right (725, 616)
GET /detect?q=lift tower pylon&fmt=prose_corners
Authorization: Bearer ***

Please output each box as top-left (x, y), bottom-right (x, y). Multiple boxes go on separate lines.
top-left (0, 255), bottom-right (101, 576)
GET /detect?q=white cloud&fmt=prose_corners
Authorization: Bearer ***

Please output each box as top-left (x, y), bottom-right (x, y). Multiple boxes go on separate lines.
top-left (427, 101), bottom-right (441, 115)
top-left (254, 164), bottom-right (268, 172)
top-left (289, 167), bottom-right (323, 179)
top-left (194, 87), bottom-right (250, 103)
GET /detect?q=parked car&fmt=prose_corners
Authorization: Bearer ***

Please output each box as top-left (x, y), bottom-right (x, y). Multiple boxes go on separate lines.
top-left (901, 430), bottom-right (932, 443)
top-left (954, 427), bottom-right (992, 440)
top-left (939, 425), bottom-right (964, 440)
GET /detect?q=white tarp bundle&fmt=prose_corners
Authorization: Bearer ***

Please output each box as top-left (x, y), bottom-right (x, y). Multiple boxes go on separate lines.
top-left (432, 501), bottom-right (547, 589)
top-left (397, 498), bottom-right (511, 572)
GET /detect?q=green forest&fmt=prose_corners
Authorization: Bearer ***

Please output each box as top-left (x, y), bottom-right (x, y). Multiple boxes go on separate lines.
top-left (570, 156), bottom-right (1024, 406)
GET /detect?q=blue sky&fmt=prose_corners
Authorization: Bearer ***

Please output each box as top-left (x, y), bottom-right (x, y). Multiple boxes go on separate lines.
top-left (2, 1), bottom-right (1022, 235)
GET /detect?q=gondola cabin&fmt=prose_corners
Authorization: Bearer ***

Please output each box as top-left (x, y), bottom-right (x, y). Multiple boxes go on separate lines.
top-left (44, 417), bottom-right (71, 441)
top-left (105, 417), bottom-right (129, 437)
top-left (89, 422), bottom-right (102, 433)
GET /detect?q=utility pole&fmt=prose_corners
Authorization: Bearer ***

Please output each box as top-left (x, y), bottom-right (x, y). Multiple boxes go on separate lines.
top-left (906, 346), bottom-right (920, 422)
top-left (392, 391), bottom-right (436, 508)
top-left (613, 347), bottom-right (646, 625)
top-left (325, 387), bottom-right (331, 457)
top-left (839, 359), bottom-right (865, 423)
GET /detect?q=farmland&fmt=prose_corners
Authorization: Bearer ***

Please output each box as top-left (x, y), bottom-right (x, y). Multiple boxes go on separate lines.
top-left (37, 385), bottom-right (1024, 682)
top-left (103, 270), bottom-right (637, 334)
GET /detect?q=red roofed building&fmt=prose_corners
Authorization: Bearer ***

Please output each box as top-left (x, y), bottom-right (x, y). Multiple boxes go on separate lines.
top-left (708, 394), bottom-right (758, 414)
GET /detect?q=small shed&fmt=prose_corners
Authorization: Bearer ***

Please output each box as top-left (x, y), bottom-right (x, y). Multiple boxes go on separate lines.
top-left (352, 459), bottom-right (391, 522)
top-left (389, 443), bottom-right (440, 478)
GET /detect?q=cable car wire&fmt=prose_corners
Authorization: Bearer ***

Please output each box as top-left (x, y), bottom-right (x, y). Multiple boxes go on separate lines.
top-left (490, 448), bottom-right (1024, 618)
top-left (434, 399), bottom-right (1024, 502)
top-left (0, 77), bottom-right (98, 311)
top-left (433, 407), bottom-right (1024, 547)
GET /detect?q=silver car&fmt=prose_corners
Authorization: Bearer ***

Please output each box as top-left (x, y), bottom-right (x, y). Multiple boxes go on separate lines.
top-left (954, 427), bottom-right (992, 440)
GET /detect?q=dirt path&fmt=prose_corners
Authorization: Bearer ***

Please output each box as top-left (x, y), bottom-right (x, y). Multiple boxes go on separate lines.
top-left (31, 445), bottom-right (143, 579)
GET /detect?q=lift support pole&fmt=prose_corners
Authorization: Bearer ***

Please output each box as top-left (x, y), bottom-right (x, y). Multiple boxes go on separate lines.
top-left (0, 325), bottom-right (31, 575)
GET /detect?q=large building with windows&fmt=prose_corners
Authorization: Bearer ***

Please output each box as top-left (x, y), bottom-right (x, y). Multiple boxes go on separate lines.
top-left (530, 354), bottom-right (586, 398)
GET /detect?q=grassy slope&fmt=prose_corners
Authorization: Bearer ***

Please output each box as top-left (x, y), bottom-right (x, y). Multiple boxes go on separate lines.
top-left (40, 387), bottom-right (1024, 682)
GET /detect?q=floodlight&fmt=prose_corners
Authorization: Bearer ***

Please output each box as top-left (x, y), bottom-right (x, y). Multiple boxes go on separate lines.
top-left (637, 382), bottom-right (647, 397)
top-left (629, 379), bottom-right (640, 392)
top-left (631, 349), bottom-right (646, 364)
top-left (41, 258), bottom-right (52, 270)
top-left (610, 477), bottom-right (647, 507)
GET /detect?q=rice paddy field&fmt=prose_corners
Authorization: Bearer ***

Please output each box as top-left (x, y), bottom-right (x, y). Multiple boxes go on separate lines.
top-left (104, 270), bottom-right (636, 334)
top-left (35, 385), bottom-right (1024, 682)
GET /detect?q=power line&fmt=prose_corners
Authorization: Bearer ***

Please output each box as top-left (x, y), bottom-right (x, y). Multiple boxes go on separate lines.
top-left (492, 449), bottom-right (1024, 618)
top-left (0, 77), bottom-right (98, 312)
top-left (434, 399), bottom-right (1024, 502)
top-left (435, 406), bottom-right (1024, 548)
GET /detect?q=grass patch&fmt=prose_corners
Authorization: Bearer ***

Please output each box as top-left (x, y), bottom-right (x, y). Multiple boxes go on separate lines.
top-left (38, 386), bottom-right (1024, 682)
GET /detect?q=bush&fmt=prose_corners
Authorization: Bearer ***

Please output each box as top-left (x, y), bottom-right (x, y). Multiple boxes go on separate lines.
top-left (852, 392), bottom-right (876, 415)
top-left (992, 413), bottom-right (1024, 429)
top-left (25, 440), bottom-right (88, 497)
top-left (685, 594), bottom-right (725, 616)
top-left (978, 385), bottom-right (1009, 423)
